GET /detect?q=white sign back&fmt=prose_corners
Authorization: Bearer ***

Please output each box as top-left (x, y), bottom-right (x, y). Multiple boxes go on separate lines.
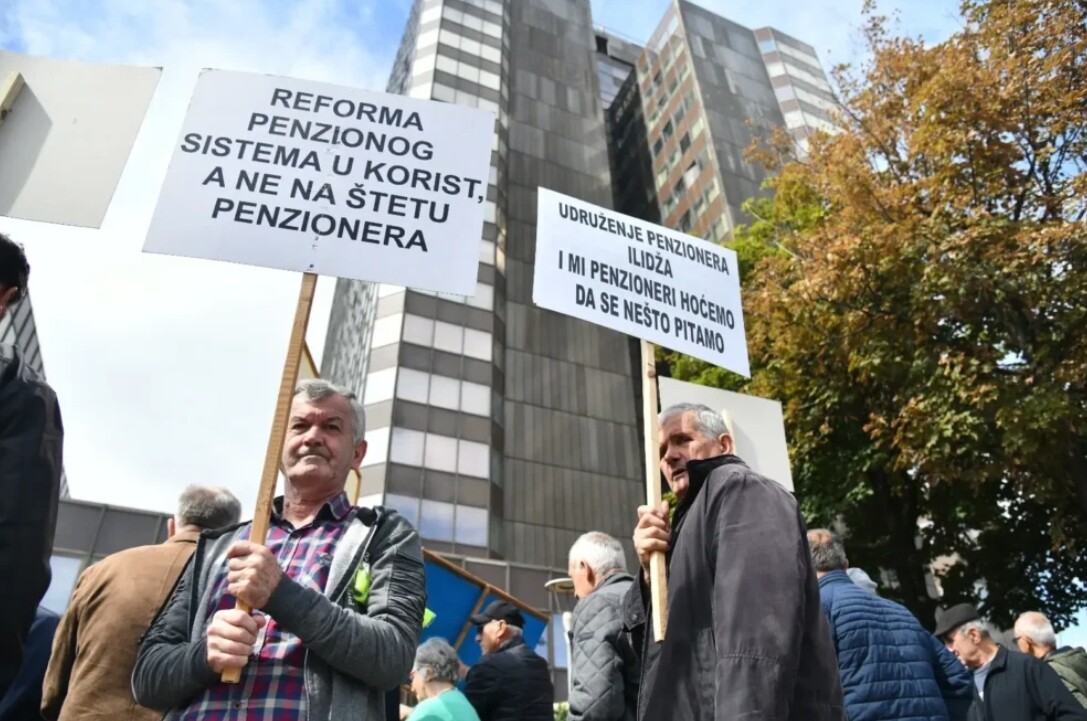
top-left (533, 188), bottom-right (750, 376)
top-left (145, 69), bottom-right (494, 295)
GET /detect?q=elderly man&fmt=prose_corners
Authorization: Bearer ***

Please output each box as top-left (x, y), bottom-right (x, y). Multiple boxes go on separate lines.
top-left (567, 532), bottom-right (638, 721)
top-left (0, 232), bottom-right (63, 698)
top-left (625, 402), bottom-right (844, 721)
top-left (936, 604), bottom-right (1085, 721)
top-left (1015, 612), bottom-right (1087, 707)
top-left (41, 486), bottom-right (241, 721)
top-left (464, 600), bottom-right (553, 721)
top-left (132, 379), bottom-right (427, 720)
top-left (808, 529), bottom-right (972, 721)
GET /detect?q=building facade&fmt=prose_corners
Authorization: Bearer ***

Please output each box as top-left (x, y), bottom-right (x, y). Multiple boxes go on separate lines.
top-left (1, 292), bottom-right (69, 497)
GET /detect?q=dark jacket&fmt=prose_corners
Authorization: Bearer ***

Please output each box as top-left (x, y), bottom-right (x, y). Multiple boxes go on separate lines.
top-left (1048, 647), bottom-right (1087, 708)
top-left (818, 570), bottom-right (973, 721)
top-left (967, 645), bottom-right (1087, 721)
top-left (623, 455), bottom-right (845, 721)
top-left (132, 505), bottom-right (426, 721)
top-left (0, 606), bottom-right (60, 721)
top-left (569, 572), bottom-right (639, 721)
top-left (42, 531), bottom-right (201, 721)
top-left (0, 345), bottom-right (63, 697)
top-left (464, 636), bottom-right (553, 721)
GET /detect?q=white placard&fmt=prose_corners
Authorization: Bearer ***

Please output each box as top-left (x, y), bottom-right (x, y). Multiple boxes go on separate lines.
top-left (145, 69), bottom-right (494, 295)
top-left (658, 377), bottom-right (793, 491)
top-left (533, 188), bottom-right (750, 376)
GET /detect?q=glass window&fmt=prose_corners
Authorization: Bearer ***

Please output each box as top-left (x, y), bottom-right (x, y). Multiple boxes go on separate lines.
top-left (661, 120), bottom-right (673, 140)
top-left (459, 64), bottom-right (481, 84)
top-left (455, 505), bottom-right (489, 546)
top-left (420, 5), bottom-right (442, 25)
top-left (463, 328), bottom-right (493, 361)
top-left (481, 45), bottom-right (501, 64)
top-left (462, 37), bottom-right (482, 56)
top-left (386, 494), bottom-right (420, 528)
top-left (435, 55), bottom-right (458, 75)
top-left (765, 61), bottom-right (786, 77)
top-left (417, 28), bottom-right (440, 49)
top-left (425, 433), bottom-right (458, 473)
top-left (652, 137), bottom-right (664, 156)
top-left (362, 427), bottom-right (391, 467)
top-left (371, 314), bottom-right (403, 349)
top-left (397, 367), bottom-right (430, 404)
top-left (364, 367), bottom-right (397, 405)
top-left (479, 70), bottom-right (501, 90)
top-left (433, 321), bottom-right (464, 354)
top-left (429, 374), bottom-right (460, 409)
top-left (40, 556), bottom-right (84, 614)
top-left (420, 500), bottom-right (456, 542)
top-left (758, 37), bottom-right (776, 53)
top-left (432, 83), bottom-right (457, 102)
top-left (403, 314), bottom-right (435, 346)
top-left (458, 440), bottom-right (491, 478)
top-left (679, 133), bottom-right (691, 153)
top-left (391, 427), bottom-right (426, 466)
top-left (482, 20), bottom-right (502, 38)
top-left (467, 282), bottom-right (494, 311)
top-left (480, 239), bottom-right (496, 265)
top-left (460, 381), bottom-right (491, 416)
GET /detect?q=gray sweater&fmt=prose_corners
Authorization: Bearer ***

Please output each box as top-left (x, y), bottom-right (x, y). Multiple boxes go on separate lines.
top-left (131, 506), bottom-right (426, 720)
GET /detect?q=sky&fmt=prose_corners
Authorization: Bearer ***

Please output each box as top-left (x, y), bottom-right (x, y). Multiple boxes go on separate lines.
top-left (3, 0), bottom-right (1082, 641)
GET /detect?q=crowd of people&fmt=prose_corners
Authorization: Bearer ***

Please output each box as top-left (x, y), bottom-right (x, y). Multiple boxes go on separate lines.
top-left (3, 226), bottom-right (1087, 721)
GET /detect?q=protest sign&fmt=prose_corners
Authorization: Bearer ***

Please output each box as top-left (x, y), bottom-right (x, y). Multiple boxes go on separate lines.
top-left (533, 187), bottom-right (750, 377)
top-left (146, 69), bottom-right (494, 295)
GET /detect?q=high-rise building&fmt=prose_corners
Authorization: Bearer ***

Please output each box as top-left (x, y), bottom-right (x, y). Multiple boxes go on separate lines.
top-left (754, 26), bottom-right (838, 154)
top-left (1, 292), bottom-right (69, 498)
top-left (321, 0), bottom-right (835, 694)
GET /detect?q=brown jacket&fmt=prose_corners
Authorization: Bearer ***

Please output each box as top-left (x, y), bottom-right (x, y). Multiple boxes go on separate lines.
top-left (41, 530), bottom-right (200, 721)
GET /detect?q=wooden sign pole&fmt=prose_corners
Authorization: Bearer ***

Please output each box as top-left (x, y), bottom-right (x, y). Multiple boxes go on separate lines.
top-left (641, 340), bottom-right (668, 642)
top-left (222, 271), bottom-right (318, 683)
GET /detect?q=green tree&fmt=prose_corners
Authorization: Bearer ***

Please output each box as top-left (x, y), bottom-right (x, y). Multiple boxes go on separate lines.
top-left (665, 0), bottom-right (1087, 628)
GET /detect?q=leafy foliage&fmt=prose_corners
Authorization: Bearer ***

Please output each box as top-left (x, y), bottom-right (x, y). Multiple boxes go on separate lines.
top-left (664, 0), bottom-right (1087, 628)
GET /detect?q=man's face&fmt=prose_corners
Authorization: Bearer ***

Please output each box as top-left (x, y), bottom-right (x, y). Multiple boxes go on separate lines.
top-left (944, 626), bottom-right (985, 668)
top-left (569, 560), bottom-right (594, 600)
top-left (476, 619), bottom-right (505, 655)
top-left (281, 394), bottom-right (366, 488)
top-left (658, 411), bottom-right (732, 500)
top-left (0, 285), bottom-right (17, 319)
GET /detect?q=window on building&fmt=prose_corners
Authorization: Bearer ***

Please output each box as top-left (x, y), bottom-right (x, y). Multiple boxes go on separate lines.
top-left (679, 132), bottom-right (691, 153)
top-left (661, 119), bottom-right (673, 140)
top-left (455, 505), bottom-right (489, 546)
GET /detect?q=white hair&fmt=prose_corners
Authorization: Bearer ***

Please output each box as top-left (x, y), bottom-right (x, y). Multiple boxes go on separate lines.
top-left (957, 619), bottom-right (996, 639)
top-left (569, 531), bottom-right (627, 577)
top-left (413, 638), bottom-right (461, 684)
top-left (294, 379), bottom-right (366, 444)
top-left (1016, 613), bottom-right (1058, 647)
top-left (659, 403), bottom-right (731, 440)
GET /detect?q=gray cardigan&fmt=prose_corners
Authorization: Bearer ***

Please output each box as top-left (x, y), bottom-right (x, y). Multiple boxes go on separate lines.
top-left (131, 506), bottom-right (426, 720)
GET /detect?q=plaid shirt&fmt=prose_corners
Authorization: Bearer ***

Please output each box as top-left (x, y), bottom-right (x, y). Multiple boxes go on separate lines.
top-left (177, 492), bottom-right (354, 721)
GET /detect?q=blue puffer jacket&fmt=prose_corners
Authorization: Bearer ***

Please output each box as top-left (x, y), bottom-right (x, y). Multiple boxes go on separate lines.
top-left (818, 570), bottom-right (973, 721)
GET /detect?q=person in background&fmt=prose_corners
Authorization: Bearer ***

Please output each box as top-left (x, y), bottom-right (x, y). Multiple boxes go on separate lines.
top-left (566, 531), bottom-right (638, 721)
top-left (0, 232), bottom-right (63, 699)
top-left (936, 604), bottom-right (1086, 721)
top-left (625, 401), bottom-right (844, 721)
top-left (463, 600), bottom-right (553, 721)
top-left (41, 486), bottom-right (242, 721)
top-left (401, 639), bottom-right (480, 721)
top-left (808, 529), bottom-right (972, 721)
top-left (1014, 612), bottom-right (1087, 707)
top-left (0, 606), bottom-right (61, 721)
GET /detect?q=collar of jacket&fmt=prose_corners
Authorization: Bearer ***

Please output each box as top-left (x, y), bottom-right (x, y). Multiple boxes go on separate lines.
top-left (987, 644), bottom-right (1009, 673)
top-left (495, 635), bottom-right (528, 655)
top-left (597, 571), bottom-right (634, 591)
top-left (675, 454), bottom-right (746, 516)
top-left (166, 529), bottom-right (202, 545)
top-left (817, 569), bottom-right (852, 588)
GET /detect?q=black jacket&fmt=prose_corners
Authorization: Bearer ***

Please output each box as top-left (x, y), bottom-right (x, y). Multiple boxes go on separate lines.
top-left (0, 346), bottom-right (63, 698)
top-left (623, 455), bottom-right (845, 721)
top-left (464, 637), bottom-right (554, 721)
top-left (967, 646), bottom-right (1087, 721)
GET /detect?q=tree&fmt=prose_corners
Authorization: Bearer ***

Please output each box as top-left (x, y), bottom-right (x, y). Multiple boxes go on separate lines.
top-left (665, 0), bottom-right (1087, 628)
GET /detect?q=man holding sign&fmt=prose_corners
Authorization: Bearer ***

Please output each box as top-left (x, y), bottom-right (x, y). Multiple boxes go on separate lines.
top-left (132, 379), bottom-right (426, 720)
top-left (623, 402), bottom-right (844, 721)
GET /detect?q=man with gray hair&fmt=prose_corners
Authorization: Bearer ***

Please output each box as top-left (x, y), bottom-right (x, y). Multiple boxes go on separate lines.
top-left (625, 400), bottom-right (844, 721)
top-left (936, 603), bottom-right (1085, 720)
top-left (1014, 612), bottom-right (1087, 707)
top-left (41, 486), bottom-right (242, 721)
top-left (133, 379), bottom-right (427, 721)
top-left (567, 532), bottom-right (638, 721)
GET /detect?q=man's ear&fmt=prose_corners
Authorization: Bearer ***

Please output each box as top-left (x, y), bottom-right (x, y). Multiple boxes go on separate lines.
top-left (718, 433), bottom-right (735, 455)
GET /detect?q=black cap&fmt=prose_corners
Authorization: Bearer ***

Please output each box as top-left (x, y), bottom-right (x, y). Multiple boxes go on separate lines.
top-left (469, 600), bottom-right (525, 629)
top-left (934, 603), bottom-right (980, 639)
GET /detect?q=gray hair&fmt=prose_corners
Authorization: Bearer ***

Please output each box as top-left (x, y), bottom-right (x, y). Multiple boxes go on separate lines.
top-left (957, 619), bottom-right (996, 640)
top-left (1016, 612), bottom-right (1058, 647)
top-left (177, 485), bottom-right (242, 529)
top-left (807, 529), bottom-right (849, 572)
top-left (413, 638), bottom-right (461, 684)
top-left (294, 379), bottom-right (366, 444)
top-left (569, 531), bottom-right (627, 577)
top-left (659, 403), bottom-right (731, 441)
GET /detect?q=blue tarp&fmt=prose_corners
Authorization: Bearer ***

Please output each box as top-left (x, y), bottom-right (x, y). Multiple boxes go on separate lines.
top-left (420, 552), bottom-right (549, 667)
